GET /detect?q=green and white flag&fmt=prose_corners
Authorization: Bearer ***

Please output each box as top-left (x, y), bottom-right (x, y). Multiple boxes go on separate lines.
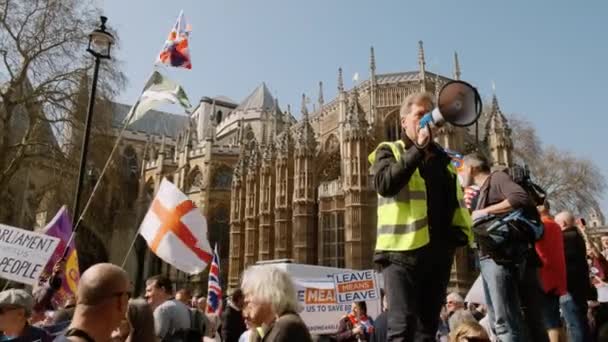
top-left (125, 71), bottom-right (192, 124)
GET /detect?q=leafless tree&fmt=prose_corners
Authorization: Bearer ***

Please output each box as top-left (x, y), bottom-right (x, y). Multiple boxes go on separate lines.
top-left (0, 0), bottom-right (125, 224)
top-left (508, 115), bottom-right (605, 216)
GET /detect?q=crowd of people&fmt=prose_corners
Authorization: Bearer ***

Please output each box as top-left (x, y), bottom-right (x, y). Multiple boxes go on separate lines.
top-left (2, 90), bottom-right (608, 342)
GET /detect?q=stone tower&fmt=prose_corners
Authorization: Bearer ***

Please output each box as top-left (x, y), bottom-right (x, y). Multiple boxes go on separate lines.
top-left (244, 137), bottom-right (260, 267)
top-left (274, 117), bottom-right (294, 260)
top-left (342, 87), bottom-right (375, 269)
top-left (486, 94), bottom-right (513, 168)
top-left (258, 127), bottom-right (276, 261)
top-left (292, 94), bottom-right (317, 264)
top-left (228, 127), bottom-right (248, 288)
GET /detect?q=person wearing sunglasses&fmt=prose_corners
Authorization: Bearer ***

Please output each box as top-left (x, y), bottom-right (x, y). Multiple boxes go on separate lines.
top-left (55, 263), bottom-right (132, 342)
top-left (0, 288), bottom-right (52, 341)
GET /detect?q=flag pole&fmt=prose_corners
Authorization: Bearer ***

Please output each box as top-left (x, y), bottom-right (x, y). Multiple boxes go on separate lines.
top-left (121, 228), bottom-right (141, 268)
top-left (61, 117), bottom-right (132, 258)
top-left (61, 69), bottom-right (160, 259)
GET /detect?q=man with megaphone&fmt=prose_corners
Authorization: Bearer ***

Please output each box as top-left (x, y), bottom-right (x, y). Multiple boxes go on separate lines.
top-left (368, 82), bottom-right (480, 342)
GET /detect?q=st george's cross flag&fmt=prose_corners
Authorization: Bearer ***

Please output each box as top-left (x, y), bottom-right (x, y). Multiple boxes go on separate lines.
top-left (139, 178), bottom-right (212, 274)
top-left (206, 244), bottom-right (222, 315)
top-left (157, 10), bottom-right (192, 69)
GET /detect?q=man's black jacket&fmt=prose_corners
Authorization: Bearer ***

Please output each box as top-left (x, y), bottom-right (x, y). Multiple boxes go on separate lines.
top-left (371, 137), bottom-right (467, 262)
top-left (562, 226), bottom-right (595, 302)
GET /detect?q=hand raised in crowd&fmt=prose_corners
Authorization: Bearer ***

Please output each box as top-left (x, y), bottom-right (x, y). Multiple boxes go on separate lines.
top-left (52, 260), bottom-right (66, 276)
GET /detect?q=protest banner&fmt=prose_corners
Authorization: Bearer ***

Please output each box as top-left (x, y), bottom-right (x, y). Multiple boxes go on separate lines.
top-left (254, 262), bottom-right (381, 335)
top-left (0, 224), bottom-right (60, 286)
top-left (333, 270), bottom-right (380, 304)
top-left (294, 278), bottom-right (381, 335)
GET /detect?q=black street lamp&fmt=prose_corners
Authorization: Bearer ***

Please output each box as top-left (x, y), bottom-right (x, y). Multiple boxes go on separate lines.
top-left (72, 16), bottom-right (114, 225)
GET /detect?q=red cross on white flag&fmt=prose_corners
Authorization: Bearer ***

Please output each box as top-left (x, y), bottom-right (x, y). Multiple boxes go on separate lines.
top-left (139, 178), bottom-right (213, 274)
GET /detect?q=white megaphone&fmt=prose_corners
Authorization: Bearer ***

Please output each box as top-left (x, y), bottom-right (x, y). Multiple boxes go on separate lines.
top-left (419, 80), bottom-right (482, 130)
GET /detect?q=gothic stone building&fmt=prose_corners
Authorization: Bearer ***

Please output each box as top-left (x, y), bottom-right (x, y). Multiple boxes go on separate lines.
top-left (121, 41), bottom-right (514, 293)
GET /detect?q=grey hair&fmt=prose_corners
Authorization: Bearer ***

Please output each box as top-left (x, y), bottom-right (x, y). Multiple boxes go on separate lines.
top-left (463, 152), bottom-right (491, 173)
top-left (447, 292), bottom-right (464, 304)
top-left (241, 265), bottom-right (299, 316)
top-left (399, 92), bottom-right (434, 117)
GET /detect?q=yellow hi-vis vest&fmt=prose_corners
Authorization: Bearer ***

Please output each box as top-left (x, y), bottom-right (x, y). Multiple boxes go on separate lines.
top-left (368, 140), bottom-right (473, 251)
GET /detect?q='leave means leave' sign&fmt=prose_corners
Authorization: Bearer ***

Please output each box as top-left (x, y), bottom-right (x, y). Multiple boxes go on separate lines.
top-left (333, 270), bottom-right (380, 304)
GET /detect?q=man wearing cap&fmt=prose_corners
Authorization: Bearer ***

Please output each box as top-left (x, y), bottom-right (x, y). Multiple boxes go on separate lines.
top-left (0, 288), bottom-right (52, 341)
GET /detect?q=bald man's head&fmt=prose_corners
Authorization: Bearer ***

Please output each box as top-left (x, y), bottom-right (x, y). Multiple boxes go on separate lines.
top-left (77, 263), bottom-right (130, 306)
top-left (555, 211), bottom-right (575, 230)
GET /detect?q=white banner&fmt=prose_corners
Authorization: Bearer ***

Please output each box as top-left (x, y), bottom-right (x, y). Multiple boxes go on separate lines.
top-left (0, 224), bottom-right (60, 286)
top-left (294, 278), bottom-right (381, 335)
top-left (333, 270), bottom-right (380, 304)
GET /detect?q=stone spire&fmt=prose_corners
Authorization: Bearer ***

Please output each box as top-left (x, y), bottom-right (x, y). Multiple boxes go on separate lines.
top-left (345, 86), bottom-right (367, 128)
top-left (301, 93), bottom-right (309, 121)
top-left (295, 93), bottom-right (316, 152)
top-left (418, 40), bottom-right (427, 91)
top-left (486, 93), bottom-right (512, 168)
top-left (208, 100), bottom-right (218, 141)
top-left (370, 46), bottom-right (376, 72)
top-left (368, 46), bottom-right (377, 126)
top-left (272, 98), bottom-right (281, 137)
top-left (453, 51), bottom-right (461, 80)
top-left (318, 81), bottom-right (324, 109)
top-left (418, 40), bottom-right (426, 75)
top-left (338, 67), bottom-right (344, 92)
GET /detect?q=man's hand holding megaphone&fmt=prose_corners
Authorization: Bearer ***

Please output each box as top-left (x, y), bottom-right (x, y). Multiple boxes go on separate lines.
top-left (411, 81), bottom-right (483, 149)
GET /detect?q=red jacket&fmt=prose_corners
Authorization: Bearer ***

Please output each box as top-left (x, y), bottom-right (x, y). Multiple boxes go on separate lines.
top-left (535, 216), bottom-right (568, 295)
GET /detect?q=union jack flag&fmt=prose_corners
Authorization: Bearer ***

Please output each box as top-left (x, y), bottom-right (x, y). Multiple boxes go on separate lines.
top-left (206, 244), bottom-right (222, 315)
top-left (157, 10), bottom-right (192, 69)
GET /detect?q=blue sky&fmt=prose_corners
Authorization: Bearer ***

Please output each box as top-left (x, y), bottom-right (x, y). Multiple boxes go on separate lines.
top-left (102, 0), bottom-right (608, 214)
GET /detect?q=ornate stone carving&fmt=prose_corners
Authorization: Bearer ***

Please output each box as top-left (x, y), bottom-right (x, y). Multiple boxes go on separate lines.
top-left (186, 168), bottom-right (204, 192)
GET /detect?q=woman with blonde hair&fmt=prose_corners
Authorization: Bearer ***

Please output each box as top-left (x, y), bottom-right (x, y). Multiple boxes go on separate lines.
top-left (449, 321), bottom-right (491, 342)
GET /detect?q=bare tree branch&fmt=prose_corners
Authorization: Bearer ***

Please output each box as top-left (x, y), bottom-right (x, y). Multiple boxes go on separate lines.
top-left (508, 115), bottom-right (606, 216)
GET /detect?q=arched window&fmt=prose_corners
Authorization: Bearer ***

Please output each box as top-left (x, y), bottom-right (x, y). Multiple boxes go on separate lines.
top-left (319, 135), bottom-right (341, 182)
top-left (122, 146), bottom-right (139, 207)
top-left (122, 146), bottom-right (138, 179)
top-left (384, 110), bottom-right (400, 141)
top-left (216, 110), bottom-right (223, 125)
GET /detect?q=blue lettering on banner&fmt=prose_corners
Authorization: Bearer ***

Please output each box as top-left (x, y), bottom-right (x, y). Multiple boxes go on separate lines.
top-left (337, 289), bottom-right (377, 303)
top-left (334, 271), bottom-right (373, 284)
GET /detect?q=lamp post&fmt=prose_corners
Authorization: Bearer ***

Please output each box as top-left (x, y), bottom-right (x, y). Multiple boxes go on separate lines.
top-left (72, 16), bottom-right (114, 226)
